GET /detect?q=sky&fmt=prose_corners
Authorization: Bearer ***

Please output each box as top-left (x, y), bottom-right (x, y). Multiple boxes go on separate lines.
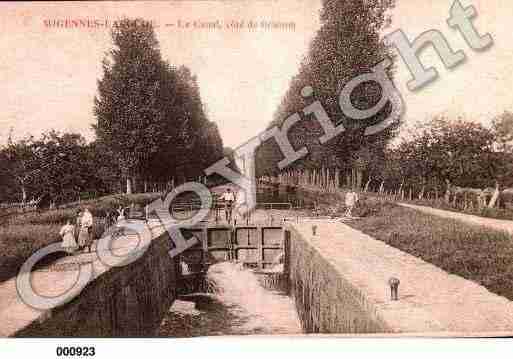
top-left (1, 0), bottom-right (512, 148)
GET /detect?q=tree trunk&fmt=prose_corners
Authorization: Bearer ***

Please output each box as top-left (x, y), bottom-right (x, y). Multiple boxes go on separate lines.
top-left (364, 177), bottom-right (371, 192)
top-left (126, 177), bottom-right (133, 194)
top-left (356, 170), bottom-right (363, 191)
top-left (132, 176), bottom-right (137, 193)
top-left (444, 180), bottom-right (451, 203)
top-left (21, 183), bottom-right (27, 204)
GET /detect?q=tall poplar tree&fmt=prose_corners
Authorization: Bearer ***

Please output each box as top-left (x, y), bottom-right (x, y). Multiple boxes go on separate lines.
top-left (257, 0), bottom-right (398, 181)
top-left (94, 19), bottom-right (166, 194)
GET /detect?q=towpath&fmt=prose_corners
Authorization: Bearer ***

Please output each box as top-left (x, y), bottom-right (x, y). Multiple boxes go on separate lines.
top-left (398, 203), bottom-right (513, 235)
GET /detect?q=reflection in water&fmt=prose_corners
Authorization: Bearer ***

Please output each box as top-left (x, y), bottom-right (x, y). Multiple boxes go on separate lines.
top-left (158, 262), bottom-right (302, 337)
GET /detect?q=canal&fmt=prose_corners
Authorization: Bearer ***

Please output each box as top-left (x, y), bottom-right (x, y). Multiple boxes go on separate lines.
top-left (158, 262), bottom-right (302, 337)
top-left (158, 186), bottom-right (308, 337)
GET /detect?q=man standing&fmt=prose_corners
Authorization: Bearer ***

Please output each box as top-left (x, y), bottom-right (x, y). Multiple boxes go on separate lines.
top-left (220, 187), bottom-right (236, 223)
top-left (344, 190), bottom-right (359, 217)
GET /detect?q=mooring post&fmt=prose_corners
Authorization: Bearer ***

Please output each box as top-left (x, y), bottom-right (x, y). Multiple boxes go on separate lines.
top-left (388, 277), bottom-right (400, 301)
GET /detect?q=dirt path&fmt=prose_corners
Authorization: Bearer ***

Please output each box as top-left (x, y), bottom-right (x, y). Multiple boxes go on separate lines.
top-left (398, 203), bottom-right (513, 235)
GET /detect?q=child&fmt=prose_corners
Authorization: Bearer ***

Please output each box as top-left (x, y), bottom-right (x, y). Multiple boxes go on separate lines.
top-left (59, 220), bottom-right (78, 254)
top-left (81, 207), bottom-right (94, 252)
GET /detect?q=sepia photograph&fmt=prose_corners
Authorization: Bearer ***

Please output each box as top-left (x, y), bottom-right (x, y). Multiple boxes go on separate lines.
top-left (1, 0), bottom-right (513, 356)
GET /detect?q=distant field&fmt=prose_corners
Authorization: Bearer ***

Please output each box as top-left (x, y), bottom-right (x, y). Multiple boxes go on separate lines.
top-left (0, 192), bottom-right (163, 284)
top-left (344, 201), bottom-right (513, 301)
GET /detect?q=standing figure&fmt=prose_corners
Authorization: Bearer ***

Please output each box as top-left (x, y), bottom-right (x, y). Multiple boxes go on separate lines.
top-left (75, 209), bottom-right (84, 250)
top-left (344, 190), bottom-right (359, 217)
top-left (79, 207), bottom-right (94, 252)
top-left (116, 206), bottom-right (125, 221)
top-left (220, 187), bottom-right (235, 223)
top-left (59, 220), bottom-right (78, 254)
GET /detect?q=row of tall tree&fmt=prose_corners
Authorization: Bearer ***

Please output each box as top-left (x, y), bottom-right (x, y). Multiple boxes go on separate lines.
top-left (262, 112), bottom-right (513, 198)
top-left (1, 18), bottom-right (224, 204)
top-left (255, 0), bottom-right (512, 194)
top-left (256, 0), bottom-right (398, 178)
top-left (93, 19), bottom-right (223, 194)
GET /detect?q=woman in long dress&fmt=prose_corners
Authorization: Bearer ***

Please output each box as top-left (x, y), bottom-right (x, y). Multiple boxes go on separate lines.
top-left (59, 220), bottom-right (78, 254)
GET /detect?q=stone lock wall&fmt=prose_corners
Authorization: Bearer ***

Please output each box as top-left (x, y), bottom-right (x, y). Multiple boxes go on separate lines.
top-left (284, 227), bottom-right (390, 334)
top-left (15, 232), bottom-right (177, 337)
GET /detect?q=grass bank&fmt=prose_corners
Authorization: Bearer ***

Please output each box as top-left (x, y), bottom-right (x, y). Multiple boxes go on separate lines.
top-left (0, 192), bottom-right (163, 284)
top-left (342, 201), bottom-right (513, 301)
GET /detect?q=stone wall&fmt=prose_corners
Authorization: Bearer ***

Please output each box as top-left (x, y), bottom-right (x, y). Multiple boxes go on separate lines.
top-left (284, 220), bottom-right (513, 335)
top-left (15, 231), bottom-right (177, 337)
top-left (284, 227), bottom-right (390, 334)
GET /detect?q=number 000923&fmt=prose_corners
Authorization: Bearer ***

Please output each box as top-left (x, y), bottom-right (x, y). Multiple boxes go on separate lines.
top-left (56, 347), bottom-right (95, 356)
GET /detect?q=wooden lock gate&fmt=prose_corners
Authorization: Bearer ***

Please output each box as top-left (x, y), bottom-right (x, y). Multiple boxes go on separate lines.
top-left (176, 224), bottom-right (284, 295)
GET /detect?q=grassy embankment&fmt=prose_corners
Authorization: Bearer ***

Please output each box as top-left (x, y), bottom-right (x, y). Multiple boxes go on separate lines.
top-left (315, 195), bottom-right (513, 301)
top-left (0, 193), bottom-right (162, 284)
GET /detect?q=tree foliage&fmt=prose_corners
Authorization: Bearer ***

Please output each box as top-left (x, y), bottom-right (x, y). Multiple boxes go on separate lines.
top-left (492, 111), bottom-right (513, 153)
top-left (1, 18), bottom-right (224, 203)
top-left (93, 19), bottom-right (223, 193)
top-left (0, 131), bottom-right (107, 204)
top-left (383, 117), bottom-right (513, 191)
top-left (256, 0), bottom-right (398, 177)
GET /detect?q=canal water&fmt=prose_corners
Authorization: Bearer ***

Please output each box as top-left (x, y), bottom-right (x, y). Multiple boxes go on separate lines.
top-left (158, 262), bottom-right (302, 337)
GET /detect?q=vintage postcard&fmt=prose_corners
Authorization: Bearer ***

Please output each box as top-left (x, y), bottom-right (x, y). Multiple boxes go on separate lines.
top-left (1, 0), bottom-right (513, 354)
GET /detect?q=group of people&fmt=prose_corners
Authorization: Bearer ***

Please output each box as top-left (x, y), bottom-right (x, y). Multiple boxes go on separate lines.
top-left (59, 203), bottom-right (144, 255)
top-left (59, 207), bottom-right (94, 254)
